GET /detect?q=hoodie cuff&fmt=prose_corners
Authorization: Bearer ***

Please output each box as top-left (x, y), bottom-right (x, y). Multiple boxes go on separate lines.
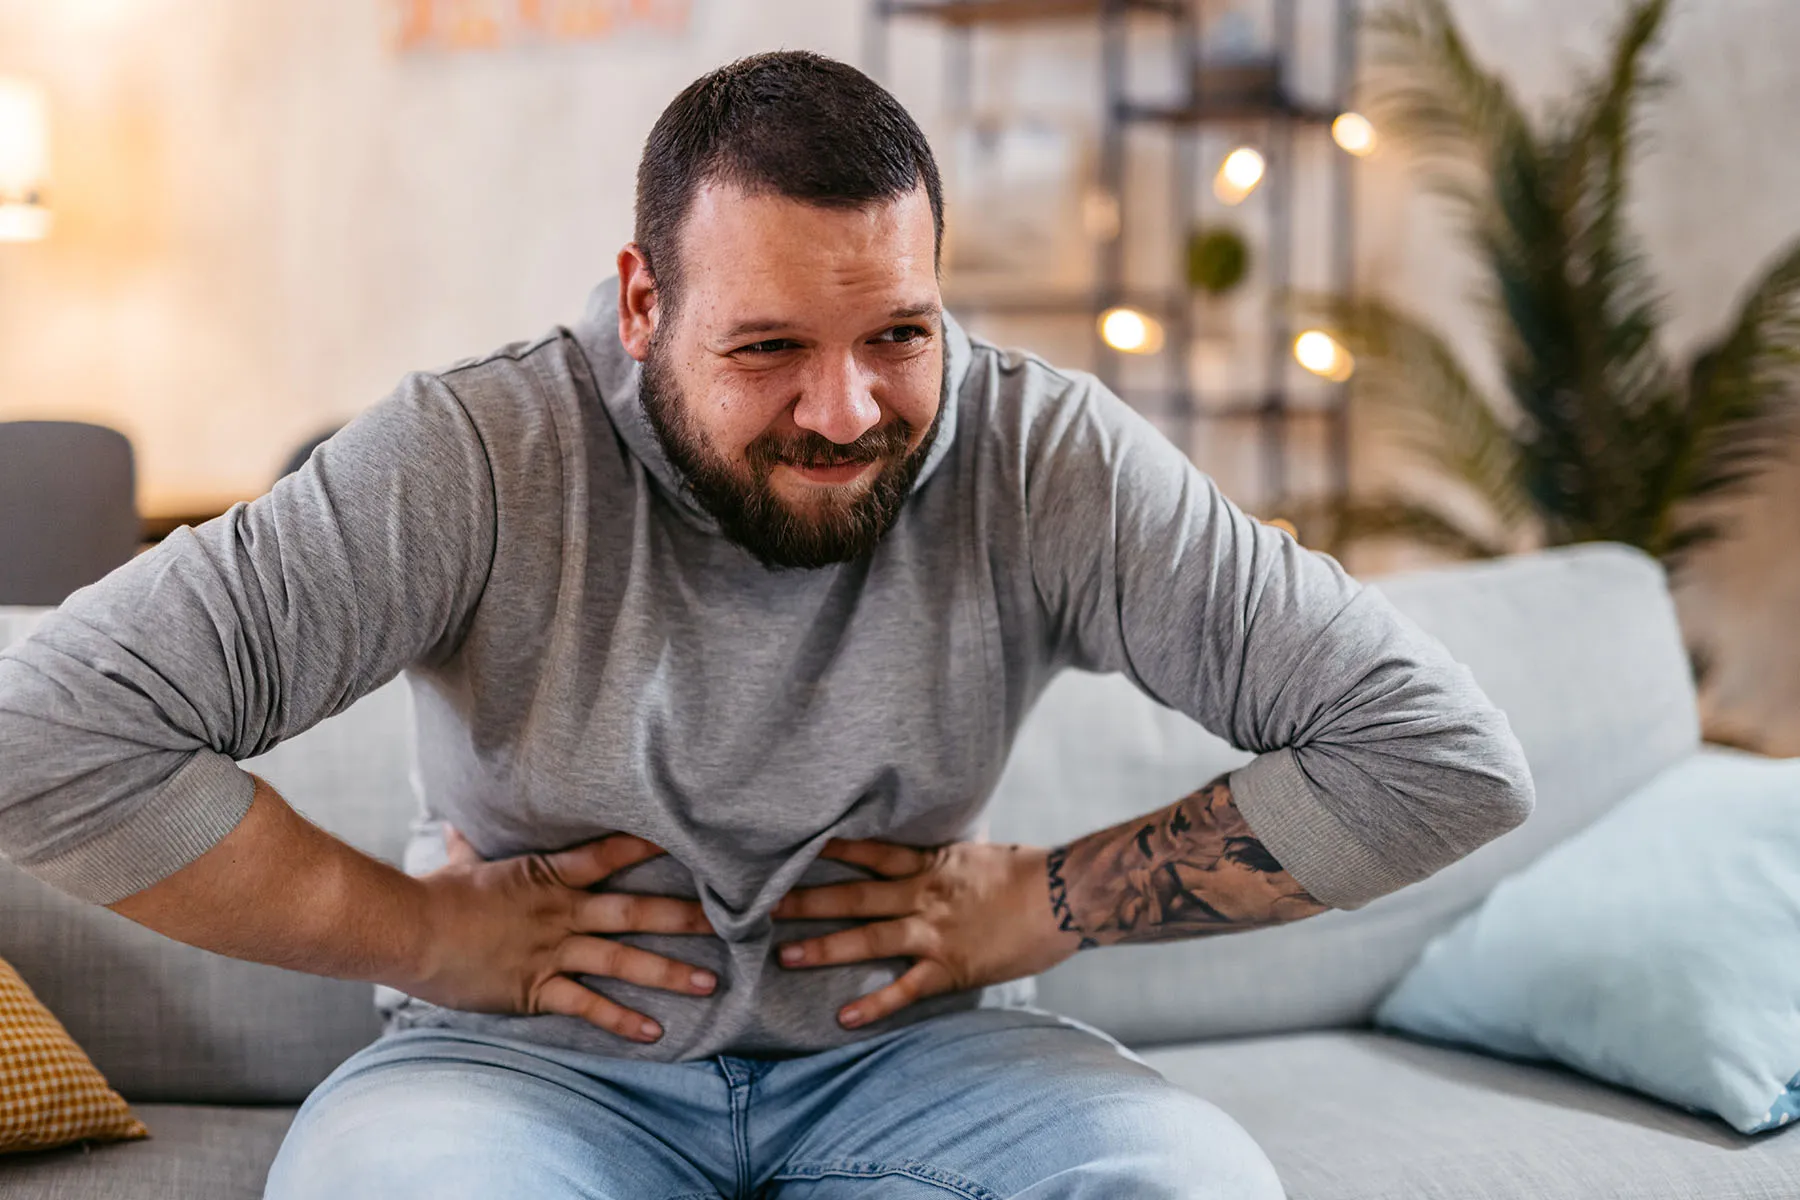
top-left (24, 750), bottom-right (256, 906)
top-left (1229, 747), bottom-right (1413, 911)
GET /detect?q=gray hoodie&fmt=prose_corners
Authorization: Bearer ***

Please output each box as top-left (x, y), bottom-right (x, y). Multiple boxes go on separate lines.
top-left (0, 282), bottom-right (1532, 1061)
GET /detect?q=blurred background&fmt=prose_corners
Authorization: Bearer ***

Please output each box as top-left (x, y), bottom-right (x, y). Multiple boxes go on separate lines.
top-left (1, 0), bottom-right (1796, 749)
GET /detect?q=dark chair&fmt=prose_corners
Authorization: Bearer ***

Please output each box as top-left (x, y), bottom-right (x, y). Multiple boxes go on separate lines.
top-left (0, 421), bottom-right (140, 606)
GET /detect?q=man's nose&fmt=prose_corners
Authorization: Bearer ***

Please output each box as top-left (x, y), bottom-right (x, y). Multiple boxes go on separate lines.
top-left (790, 351), bottom-right (880, 445)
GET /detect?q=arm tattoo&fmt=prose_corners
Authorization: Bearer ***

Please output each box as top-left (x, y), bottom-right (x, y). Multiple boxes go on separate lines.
top-left (1046, 775), bottom-right (1327, 949)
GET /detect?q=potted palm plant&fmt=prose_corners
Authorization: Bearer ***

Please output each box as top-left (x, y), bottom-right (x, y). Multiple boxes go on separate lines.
top-left (1306, 0), bottom-right (1800, 563)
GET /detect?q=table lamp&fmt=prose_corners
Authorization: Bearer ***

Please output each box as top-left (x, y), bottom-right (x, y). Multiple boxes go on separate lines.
top-left (0, 74), bottom-right (51, 243)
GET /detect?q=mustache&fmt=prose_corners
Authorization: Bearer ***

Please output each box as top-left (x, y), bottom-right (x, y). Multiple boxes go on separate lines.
top-left (746, 423), bottom-right (914, 472)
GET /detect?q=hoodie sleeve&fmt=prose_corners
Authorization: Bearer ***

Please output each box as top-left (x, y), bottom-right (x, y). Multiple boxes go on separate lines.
top-left (1023, 375), bottom-right (1533, 910)
top-left (0, 372), bottom-right (496, 905)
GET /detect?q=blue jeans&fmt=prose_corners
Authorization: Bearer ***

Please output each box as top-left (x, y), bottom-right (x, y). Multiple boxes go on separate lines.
top-left (264, 1006), bottom-right (1284, 1199)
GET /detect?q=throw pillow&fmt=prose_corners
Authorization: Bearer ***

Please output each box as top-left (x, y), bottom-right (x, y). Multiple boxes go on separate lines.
top-left (1375, 750), bottom-right (1800, 1134)
top-left (0, 953), bottom-right (149, 1153)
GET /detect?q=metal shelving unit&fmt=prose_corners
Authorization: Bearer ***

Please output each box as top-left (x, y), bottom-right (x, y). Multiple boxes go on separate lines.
top-left (866, 0), bottom-right (1358, 509)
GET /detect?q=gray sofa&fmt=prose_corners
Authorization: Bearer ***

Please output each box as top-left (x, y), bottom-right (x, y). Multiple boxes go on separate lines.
top-left (3, 542), bottom-right (1797, 1198)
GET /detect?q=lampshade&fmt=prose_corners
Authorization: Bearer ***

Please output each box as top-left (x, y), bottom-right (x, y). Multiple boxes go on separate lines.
top-left (0, 75), bottom-right (51, 243)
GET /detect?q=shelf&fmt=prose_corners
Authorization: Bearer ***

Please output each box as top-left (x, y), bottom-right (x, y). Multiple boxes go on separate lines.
top-left (1120, 94), bottom-right (1339, 127)
top-left (141, 498), bottom-right (249, 544)
top-left (946, 288), bottom-right (1186, 316)
top-left (1106, 389), bottom-right (1346, 420)
top-left (881, 0), bottom-right (1183, 26)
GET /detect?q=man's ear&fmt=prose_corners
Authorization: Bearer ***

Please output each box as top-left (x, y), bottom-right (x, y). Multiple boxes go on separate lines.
top-left (617, 244), bottom-right (659, 363)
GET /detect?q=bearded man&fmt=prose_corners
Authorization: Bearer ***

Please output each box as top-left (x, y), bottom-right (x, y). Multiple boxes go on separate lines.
top-left (0, 51), bottom-right (1532, 1199)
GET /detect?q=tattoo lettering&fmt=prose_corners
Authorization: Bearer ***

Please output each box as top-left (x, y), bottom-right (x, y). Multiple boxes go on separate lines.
top-left (1045, 845), bottom-right (1099, 950)
top-left (1045, 775), bottom-right (1327, 950)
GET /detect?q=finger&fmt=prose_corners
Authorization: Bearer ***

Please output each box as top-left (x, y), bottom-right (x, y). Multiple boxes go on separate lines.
top-left (778, 917), bottom-right (922, 969)
top-left (542, 833), bottom-right (669, 890)
top-left (818, 838), bottom-right (934, 879)
top-left (771, 878), bottom-right (917, 921)
top-left (441, 824), bottom-right (482, 867)
top-left (839, 960), bottom-right (956, 1029)
top-left (557, 936), bottom-right (718, 997)
top-left (574, 892), bottom-right (716, 936)
top-left (535, 975), bottom-right (665, 1044)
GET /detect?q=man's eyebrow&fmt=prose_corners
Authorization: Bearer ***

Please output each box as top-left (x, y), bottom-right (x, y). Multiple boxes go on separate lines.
top-left (717, 303), bottom-right (942, 342)
top-left (720, 318), bottom-right (790, 340)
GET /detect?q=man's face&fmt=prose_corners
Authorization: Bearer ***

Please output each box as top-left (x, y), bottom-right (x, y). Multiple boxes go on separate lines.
top-left (622, 181), bottom-right (945, 570)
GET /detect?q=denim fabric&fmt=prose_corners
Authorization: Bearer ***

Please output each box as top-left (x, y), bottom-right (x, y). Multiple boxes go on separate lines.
top-left (263, 1006), bottom-right (1283, 1199)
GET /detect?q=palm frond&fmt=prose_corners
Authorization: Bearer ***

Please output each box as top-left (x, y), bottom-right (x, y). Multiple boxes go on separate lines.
top-left (1659, 235), bottom-right (1800, 557)
top-left (1366, 0), bottom-right (1629, 543)
top-left (1364, 0), bottom-right (1537, 191)
top-left (1477, 0), bottom-right (1679, 545)
top-left (1554, 0), bottom-right (1681, 543)
top-left (1354, 0), bottom-right (1798, 565)
top-left (1300, 293), bottom-right (1535, 534)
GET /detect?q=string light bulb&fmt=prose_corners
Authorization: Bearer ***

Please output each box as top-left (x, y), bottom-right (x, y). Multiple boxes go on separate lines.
top-left (1213, 147), bottom-right (1265, 205)
top-left (1331, 112), bottom-right (1377, 157)
top-left (1098, 307), bottom-right (1164, 355)
top-left (1294, 330), bottom-right (1354, 382)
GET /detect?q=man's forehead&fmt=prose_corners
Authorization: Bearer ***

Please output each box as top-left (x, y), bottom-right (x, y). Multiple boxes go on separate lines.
top-left (677, 182), bottom-right (936, 299)
top-left (676, 192), bottom-right (940, 339)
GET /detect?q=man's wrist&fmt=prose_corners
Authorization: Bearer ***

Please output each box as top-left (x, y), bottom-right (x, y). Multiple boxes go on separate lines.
top-left (387, 870), bottom-right (451, 994)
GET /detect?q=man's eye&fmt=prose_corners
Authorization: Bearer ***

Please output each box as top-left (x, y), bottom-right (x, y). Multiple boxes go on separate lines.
top-left (876, 325), bottom-right (931, 345)
top-left (741, 339), bottom-right (796, 355)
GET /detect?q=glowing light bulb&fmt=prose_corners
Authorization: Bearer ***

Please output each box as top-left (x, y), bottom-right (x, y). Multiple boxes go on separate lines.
top-left (1331, 112), bottom-right (1377, 157)
top-left (1294, 330), bottom-right (1354, 382)
top-left (1099, 307), bottom-right (1164, 355)
top-left (0, 75), bottom-right (50, 243)
top-left (0, 204), bottom-right (50, 242)
top-left (1213, 147), bottom-right (1265, 205)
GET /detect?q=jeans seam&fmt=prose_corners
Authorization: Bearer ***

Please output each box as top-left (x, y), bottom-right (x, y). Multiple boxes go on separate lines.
top-left (770, 1160), bottom-right (1003, 1200)
top-left (719, 1058), bottom-right (752, 1200)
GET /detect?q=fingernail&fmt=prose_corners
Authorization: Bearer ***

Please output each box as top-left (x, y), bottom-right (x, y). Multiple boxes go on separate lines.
top-left (692, 970), bottom-right (715, 991)
top-left (780, 945), bottom-right (804, 966)
top-left (840, 1008), bottom-right (863, 1027)
top-left (640, 1019), bottom-right (662, 1040)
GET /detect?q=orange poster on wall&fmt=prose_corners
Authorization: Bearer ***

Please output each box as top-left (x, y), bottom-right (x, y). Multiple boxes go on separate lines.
top-left (390, 0), bottom-right (691, 52)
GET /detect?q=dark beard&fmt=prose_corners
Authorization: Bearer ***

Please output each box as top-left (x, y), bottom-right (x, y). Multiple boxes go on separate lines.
top-left (639, 336), bottom-right (943, 570)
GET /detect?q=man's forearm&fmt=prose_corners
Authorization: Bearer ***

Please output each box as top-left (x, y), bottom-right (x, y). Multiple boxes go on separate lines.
top-left (108, 773), bottom-right (434, 987)
top-left (1045, 774), bottom-right (1328, 948)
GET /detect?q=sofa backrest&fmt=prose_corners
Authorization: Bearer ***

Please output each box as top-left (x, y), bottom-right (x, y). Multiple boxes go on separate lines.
top-left (0, 607), bottom-right (420, 1104)
top-left (985, 542), bottom-right (1701, 1045)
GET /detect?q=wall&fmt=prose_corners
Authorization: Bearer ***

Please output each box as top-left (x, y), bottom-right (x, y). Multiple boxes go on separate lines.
top-left (2, 0), bottom-right (1797, 745)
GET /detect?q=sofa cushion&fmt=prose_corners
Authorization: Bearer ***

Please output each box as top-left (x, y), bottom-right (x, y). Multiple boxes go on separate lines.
top-left (2, 603), bottom-right (418, 1104)
top-left (1378, 749), bottom-right (1800, 1134)
top-left (0, 1103), bottom-right (294, 1200)
top-left (986, 544), bottom-right (1701, 1045)
top-left (1143, 1030), bottom-right (1800, 1200)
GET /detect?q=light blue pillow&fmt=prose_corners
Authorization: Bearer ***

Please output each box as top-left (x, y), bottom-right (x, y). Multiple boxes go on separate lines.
top-left (1376, 750), bottom-right (1800, 1134)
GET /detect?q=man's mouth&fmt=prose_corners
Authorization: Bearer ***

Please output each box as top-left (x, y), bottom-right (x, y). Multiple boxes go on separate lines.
top-left (780, 458), bottom-right (879, 486)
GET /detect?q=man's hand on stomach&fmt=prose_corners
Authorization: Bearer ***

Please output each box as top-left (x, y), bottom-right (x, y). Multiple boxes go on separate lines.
top-left (771, 774), bottom-right (1328, 1031)
top-left (409, 826), bottom-right (721, 1043)
top-left (108, 775), bottom-right (718, 1047)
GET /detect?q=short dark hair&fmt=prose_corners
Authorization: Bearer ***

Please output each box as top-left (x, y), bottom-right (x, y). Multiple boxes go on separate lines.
top-left (634, 50), bottom-right (944, 311)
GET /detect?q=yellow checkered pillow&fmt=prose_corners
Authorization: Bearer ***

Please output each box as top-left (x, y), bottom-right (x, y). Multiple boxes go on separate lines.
top-left (0, 954), bottom-right (148, 1153)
